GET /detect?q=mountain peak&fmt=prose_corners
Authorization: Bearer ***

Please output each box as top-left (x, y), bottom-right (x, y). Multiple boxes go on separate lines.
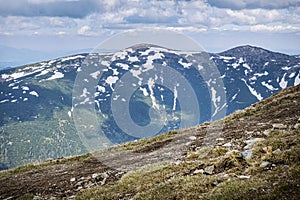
top-left (218, 45), bottom-right (293, 62)
top-left (126, 43), bottom-right (175, 52)
top-left (220, 45), bottom-right (272, 55)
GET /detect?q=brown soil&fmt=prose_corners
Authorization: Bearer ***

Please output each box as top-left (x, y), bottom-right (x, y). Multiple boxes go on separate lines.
top-left (0, 157), bottom-right (121, 199)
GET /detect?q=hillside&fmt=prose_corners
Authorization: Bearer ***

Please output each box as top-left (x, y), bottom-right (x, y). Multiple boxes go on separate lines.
top-left (0, 44), bottom-right (299, 170)
top-left (0, 84), bottom-right (299, 199)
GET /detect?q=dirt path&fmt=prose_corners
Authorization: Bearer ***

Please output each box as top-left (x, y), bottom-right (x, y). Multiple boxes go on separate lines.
top-left (0, 157), bottom-right (121, 199)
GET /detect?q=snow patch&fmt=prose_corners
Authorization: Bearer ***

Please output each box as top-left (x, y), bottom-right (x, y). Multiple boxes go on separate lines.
top-left (112, 68), bottom-right (119, 75)
top-left (143, 52), bottom-right (164, 72)
top-left (112, 51), bottom-right (127, 61)
top-left (116, 63), bottom-right (129, 70)
top-left (61, 55), bottom-right (85, 62)
top-left (282, 66), bottom-right (291, 70)
top-left (0, 99), bottom-right (9, 103)
top-left (242, 63), bottom-right (251, 70)
top-left (128, 56), bottom-right (139, 62)
top-left (279, 73), bottom-right (288, 89)
top-left (294, 72), bottom-right (300, 85)
top-left (47, 71), bottom-right (64, 80)
top-left (254, 71), bottom-right (268, 77)
top-left (29, 91), bottom-right (39, 97)
top-left (178, 58), bottom-right (192, 68)
top-left (80, 88), bottom-right (89, 98)
top-left (9, 69), bottom-right (41, 80)
top-left (113, 95), bottom-right (120, 101)
top-left (173, 84), bottom-right (178, 110)
top-left (230, 89), bottom-right (240, 102)
top-left (249, 76), bottom-right (257, 81)
top-left (219, 56), bottom-right (235, 60)
top-left (22, 86), bottom-right (30, 91)
top-left (211, 87), bottom-right (217, 108)
top-left (101, 60), bottom-right (110, 67)
top-left (1, 74), bottom-right (9, 79)
top-left (106, 76), bottom-right (119, 90)
top-left (90, 71), bottom-right (101, 79)
top-left (148, 78), bottom-right (159, 110)
top-left (36, 69), bottom-right (49, 77)
top-left (241, 79), bottom-right (263, 101)
top-left (232, 63), bottom-right (239, 69)
top-left (238, 57), bottom-right (244, 64)
top-left (262, 81), bottom-right (277, 91)
top-left (140, 87), bottom-right (149, 96)
top-left (289, 72), bottom-right (295, 78)
top-left (97, 85), bottom-right (106, 93)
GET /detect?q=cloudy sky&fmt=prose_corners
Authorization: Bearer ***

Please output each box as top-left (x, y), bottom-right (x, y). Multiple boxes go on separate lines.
top-left (0, 0), bottom-right (300, 55)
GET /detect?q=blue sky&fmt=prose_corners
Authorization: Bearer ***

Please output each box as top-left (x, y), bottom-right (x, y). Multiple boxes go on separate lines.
top-left (0, 0), bottom-right (300, 56)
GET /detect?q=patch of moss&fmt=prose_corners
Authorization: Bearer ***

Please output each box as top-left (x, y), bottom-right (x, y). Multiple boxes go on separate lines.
top-left (250, 130), bottom-right (299, 165)
top-left (76, 161), bottom-right (201, 200)
top-left (187, 146), bottom-right (227, 161)
top-left (187, 146), bottom-right (213, 160)
top-left (134, 175), bottom-right (219, 200)
top-left (16, 193), bottom-right (34, 200)
top-left (214, 151), bottom-right (247, 174)
top-left (206, 164), bottom-right (300, 200)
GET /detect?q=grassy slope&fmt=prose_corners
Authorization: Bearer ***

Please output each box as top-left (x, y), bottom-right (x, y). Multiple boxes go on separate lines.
top-left (77, 85), bottom-right (300, 199)
top-left (0, 85), bottom-right (299, 199)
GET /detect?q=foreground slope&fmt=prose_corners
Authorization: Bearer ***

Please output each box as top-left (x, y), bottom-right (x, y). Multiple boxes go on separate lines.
top-left (0, 84), bottom-right (299, 199)
top-left (0, 45), bottom-right (299, 170)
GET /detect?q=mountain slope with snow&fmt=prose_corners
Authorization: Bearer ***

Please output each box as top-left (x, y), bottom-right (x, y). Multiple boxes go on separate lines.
top-left (0, 45), bottom-right (299, 169)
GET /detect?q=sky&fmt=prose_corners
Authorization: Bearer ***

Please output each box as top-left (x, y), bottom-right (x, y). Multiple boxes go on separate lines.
top-left (0, 0), bottom-right (300, 57)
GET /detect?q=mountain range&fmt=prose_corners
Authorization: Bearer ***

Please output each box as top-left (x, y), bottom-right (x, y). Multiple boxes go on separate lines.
top-left (0, 44), bottom-right (299, 170)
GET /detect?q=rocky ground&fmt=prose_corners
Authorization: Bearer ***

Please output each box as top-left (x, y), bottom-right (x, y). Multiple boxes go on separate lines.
top-left (0, 85), bottom-right (299, 199)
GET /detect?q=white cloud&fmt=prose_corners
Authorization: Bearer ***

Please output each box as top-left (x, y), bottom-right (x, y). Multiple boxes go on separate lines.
top-left (250, 24), bottom-right (300, 32)
top-left (56, 31), bottom-right (66, 35)
top-left (0, 0), bottom-right (299, 48)
top-left (208, 0), bottom-right (300, 10)
top-left (165, 26), bottom-right (207, 33)
top-left (77, 25), bottom-right (91, 35)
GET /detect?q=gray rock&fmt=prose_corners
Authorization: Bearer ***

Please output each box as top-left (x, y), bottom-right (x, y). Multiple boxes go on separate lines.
top-left (241, 149), bottom-right (253, 160)
top-left (263, 129), bottom-right (271, 136)
top-left (237, 175), bottom-right (251, 179)
top-left (260, 161), bottom-right (270, 168)
top-left (70, 177), bottom-right (76, 182)
top-left (273, 149), bottom-right (281, 154)
top-left (75, 181), bottom-right (84, 187)
top-left (193, 169), bottom-right (204, 174)
top-left (189, 136), bottom-right (197, 140)
top-left (244, 138), bottom-right (265, 149)
top-left (272, 123), bottom-right (287, 129)
top-left (293, 123), bottom-right (300, 129)
top-left (204, 165), bottom-right (215, 175)
top-left (222, 142), bottom-right (232, 147)
top-left (92, 173), bottom-right (100, 179)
